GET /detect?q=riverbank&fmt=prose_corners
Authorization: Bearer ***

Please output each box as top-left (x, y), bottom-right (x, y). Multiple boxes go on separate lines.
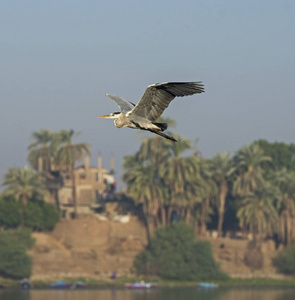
top-left (3, 277), bottom-right (295, 289)
top-left (28, 214), bottom-right (288, 281)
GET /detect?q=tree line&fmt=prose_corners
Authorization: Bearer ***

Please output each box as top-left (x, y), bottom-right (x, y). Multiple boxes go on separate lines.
top-left (122, 129), bottom-right (295, 247)
top-left (2, 127), bottom-right (295, 249)
top-left (1, 126), bottom-right (295, 278)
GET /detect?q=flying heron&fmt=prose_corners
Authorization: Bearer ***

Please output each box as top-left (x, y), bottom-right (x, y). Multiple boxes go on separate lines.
top-left (98, 81), bottom-right (204, 142)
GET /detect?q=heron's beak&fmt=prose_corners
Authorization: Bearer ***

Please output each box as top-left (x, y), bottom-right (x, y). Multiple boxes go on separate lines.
top-left (97, 115), bottom-right (111, 119)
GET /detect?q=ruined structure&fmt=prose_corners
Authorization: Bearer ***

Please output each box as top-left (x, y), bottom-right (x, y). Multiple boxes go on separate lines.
top-left (43, 155), bottom-right (115, 218)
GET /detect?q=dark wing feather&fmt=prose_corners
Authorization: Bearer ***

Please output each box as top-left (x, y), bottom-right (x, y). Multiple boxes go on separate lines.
top-left (129, 82), bottom-right (204, 121)
top-left (106, 94), bottom-right (135, 112)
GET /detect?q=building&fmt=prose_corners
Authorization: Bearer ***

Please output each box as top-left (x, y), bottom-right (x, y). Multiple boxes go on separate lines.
top-left (44, 155), bottom-right (116, 218)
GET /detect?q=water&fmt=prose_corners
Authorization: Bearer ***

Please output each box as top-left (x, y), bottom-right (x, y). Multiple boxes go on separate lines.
top-left (1, 287), bottom-right (295, 300)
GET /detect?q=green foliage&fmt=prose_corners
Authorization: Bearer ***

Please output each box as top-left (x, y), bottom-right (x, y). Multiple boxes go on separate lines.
top-left (0, 228), bottom-right (34, 279)
top-left (254, 140), bottom-right (295, 173)
top-left (24, 199), bottom-right (59, 231)
top-left (0, 196), bottom-right (22, 228)
top-left (275, 243), bottom-right (295, 275)
top-left (0, 196), bottom-right (59, 231)
top-left (40, 201), bottom-right (60, 230)
top-left (1, 228), bottom-right (36, 249)
top-left (134, 223), bottom-right (228, 280)
top-left (1, 167), bottom-right (48, 204)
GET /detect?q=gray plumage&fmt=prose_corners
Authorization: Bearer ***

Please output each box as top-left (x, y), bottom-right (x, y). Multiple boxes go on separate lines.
top-left (99, 81), bottom-right (204, 142)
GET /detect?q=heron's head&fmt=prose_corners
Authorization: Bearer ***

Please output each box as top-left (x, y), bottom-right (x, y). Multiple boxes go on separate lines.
top-left (97, 112), bottom-right (121, 119)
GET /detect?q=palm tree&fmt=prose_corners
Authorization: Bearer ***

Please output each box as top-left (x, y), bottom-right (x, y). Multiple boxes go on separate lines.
top-left (124, 135), bottom-right (169, 226)
top-left (233, 144), bottom-right (271, 196)
top-left (122, 160), bottom-right (164, 242)
top-left (28, 129), bottom-right (55, 172)
top-left (1, 167), bottom-right (48, 226)
top-left (159, 136), bottom-right (199, 224)
top-left (54, 130), bottom-right (91, 217)
top-left (197, 158), bottom-right (217, 235)
top-left (136, 116), bottom-right (176, 167)
top-left (137, 135), bottom-right (171, 167)
top-left (270, 169), bottom-right (295, 245)
top-left (1, 167), bottom-right (47, 205)
top-left (210, 152), bottom-right (235, 237)
top-left (236, 184), bottom-right (279, 244)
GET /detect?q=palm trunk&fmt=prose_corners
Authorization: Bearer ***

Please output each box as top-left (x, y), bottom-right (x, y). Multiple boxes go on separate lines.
top-left (167, 206), bottom-right (173, 224)
top-left (152, 201), bottom-right (160, 229)
top-left (217, 180), bottom-right (228, 237)
top-left (200, 199), bottom-right (208, 236)
top-left (185, 208), bottom-right (191, 225)
top-left (20, 195), bottom-right (28, 227)
top-left (71, 166), bottom-right (78, 218)
top-left (286, 199), bottom-right (293, 245)
top-left (161, 207), bottom-right (166, 226)
top-left (179, 207), bottom-right (185, 221)
top-left (53, 189), bottom-right (61, 212)
top-left (143, 204), bottom-right (151, 244)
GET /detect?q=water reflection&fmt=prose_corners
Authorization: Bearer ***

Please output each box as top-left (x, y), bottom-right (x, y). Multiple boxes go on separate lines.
top-left (0, 287), bottom-right (295, 300)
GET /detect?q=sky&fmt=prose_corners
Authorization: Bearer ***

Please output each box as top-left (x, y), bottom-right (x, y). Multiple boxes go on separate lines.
top-left (1, 0), bottom-right (295, 191)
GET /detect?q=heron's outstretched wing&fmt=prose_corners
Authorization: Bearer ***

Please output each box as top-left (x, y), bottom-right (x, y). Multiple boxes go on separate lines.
top-left (106, 94), bottom-right (135, 112)
top-left (129, 82), bottom-right (204, 121)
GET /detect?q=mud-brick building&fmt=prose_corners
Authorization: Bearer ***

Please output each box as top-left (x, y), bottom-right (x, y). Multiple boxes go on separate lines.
top-left (44, 155), bottom-right (116, 218)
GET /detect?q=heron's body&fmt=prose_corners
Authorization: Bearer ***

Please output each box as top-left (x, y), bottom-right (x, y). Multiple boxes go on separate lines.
top-left (98, 82), bottom-right (204, 142)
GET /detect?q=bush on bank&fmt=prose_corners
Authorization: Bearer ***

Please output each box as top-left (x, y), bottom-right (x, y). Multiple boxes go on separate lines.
top-left (134, 223), bottom-right (228, 280)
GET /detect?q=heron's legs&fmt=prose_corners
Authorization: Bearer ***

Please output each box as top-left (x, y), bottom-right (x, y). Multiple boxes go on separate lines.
top-left (148, 129), bottom-right (177, 142)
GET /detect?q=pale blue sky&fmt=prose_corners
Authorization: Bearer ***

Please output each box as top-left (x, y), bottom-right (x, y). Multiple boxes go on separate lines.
top-left (1, 0), bottom-right (294, 190)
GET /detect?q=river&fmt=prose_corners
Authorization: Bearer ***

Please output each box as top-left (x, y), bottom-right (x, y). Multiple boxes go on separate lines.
top-left (1, 287), bottom-right (295, 300)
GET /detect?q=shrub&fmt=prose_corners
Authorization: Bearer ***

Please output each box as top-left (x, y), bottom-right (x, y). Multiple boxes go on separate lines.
top-left (134, 223), bottom-right (228, 280)
top-left (0, 245), bottom-right (32, 279)
top-left (274, 243), bottom-right (295, 275)
top-left (24, 199), bottom-right (59, 231)
top-left (0, 196), bottom-right (59, 231)
top-left (24, 202), bottom-right (43, 230)
top-left (0, 197), bottom-right (22, 228)
top-left (0, 228), bottom-right (34, 279)
top-left (0, 228), bottom-right (35, 249)
top-left (39, 201), bottom-right (60, 231)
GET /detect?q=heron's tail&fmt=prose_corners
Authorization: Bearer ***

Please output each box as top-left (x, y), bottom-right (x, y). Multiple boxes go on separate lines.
top-left (152, 122), bottom-right (168, 132)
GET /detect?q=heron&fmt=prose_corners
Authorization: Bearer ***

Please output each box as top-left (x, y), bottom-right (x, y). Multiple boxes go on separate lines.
top-left (98, 81), bottom-right (204, 142)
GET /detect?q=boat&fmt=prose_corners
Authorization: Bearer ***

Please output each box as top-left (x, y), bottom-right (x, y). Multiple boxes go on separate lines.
top-left (125, 282), bottom-right (157, 289)
top-left (72, 281), bottom-right (87, 289)
top-left (19, 278), bottom-right (31, 289)
top-left (49, 281), bottom-right (73, 289)
top-left (197, 282), bottom-right (219, 289)
top-left (49, 280), bottom-right (87, 289)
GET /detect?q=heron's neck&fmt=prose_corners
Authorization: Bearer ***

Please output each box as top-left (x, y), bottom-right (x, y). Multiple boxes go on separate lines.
top-left (114, 113), bottom-right (127, 128)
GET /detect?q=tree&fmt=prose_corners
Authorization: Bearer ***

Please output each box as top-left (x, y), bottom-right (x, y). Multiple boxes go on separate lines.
top-left (54, 130), bottom-right (91, 218)
top-left (24, 199), bottom-right (59, 231)
top-left (275, 243), bottom-right (295, 275)
top-left (233, 144), bottom-right (271, 196)
top-left (123, 160), bottom-right (164, 241)
top-left (236, 184), bottom-right (279, 244)
top-left (210, 152), bottom-right (235, 237)
top-left (159, 136), bottom-right (199, 224)
top-left (134, 223), bottom-right (227, 280)
top-left (270, 169), bottom-right (295, 245)
top-left (0, 228), bottom-right (34, 279)
top-left (196, 159), bottom-right (217, 235)
top-left (1, 168), bottom-right (47, 206)
top-left (28, 129), bottom-right (56, 172)
top-left (0, 196), bottom-right (22, 229)
top-left (254, 140), bottom-right (295, 173)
